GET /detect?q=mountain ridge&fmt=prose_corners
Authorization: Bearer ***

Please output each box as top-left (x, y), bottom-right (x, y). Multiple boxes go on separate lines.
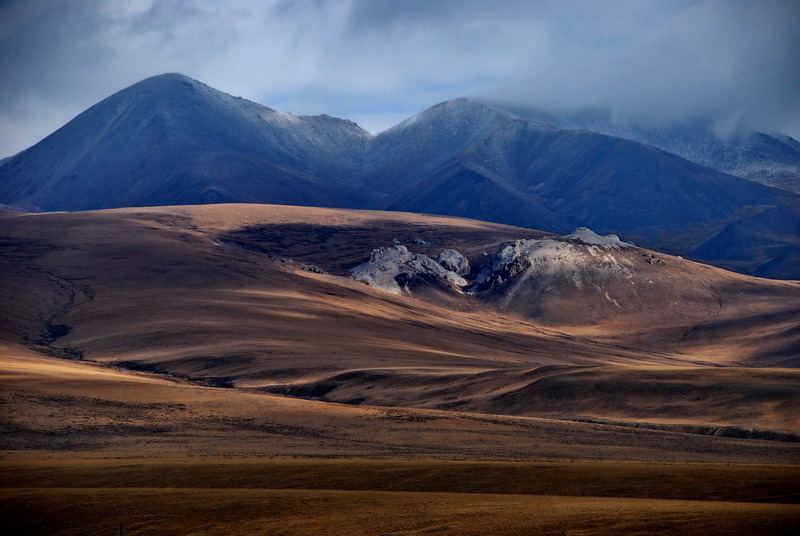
top-left (481, 101), bottom-right (800, 194)
top-left (0, 73), bottom-right (375, 211)
top-left (1, 73), bottom-right (799, 279)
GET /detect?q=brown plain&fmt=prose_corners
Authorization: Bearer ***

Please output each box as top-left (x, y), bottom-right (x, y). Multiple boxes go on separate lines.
top-left (1, 204), bottom-right (798, 534)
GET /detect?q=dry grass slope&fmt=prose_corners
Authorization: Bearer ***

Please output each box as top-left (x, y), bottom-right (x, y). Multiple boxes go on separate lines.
top-left (1, 204), bottom-right (799, 534)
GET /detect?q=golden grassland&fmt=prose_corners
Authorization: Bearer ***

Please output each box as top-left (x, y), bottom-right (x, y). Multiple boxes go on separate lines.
top-left (2, 345), bottom-right (799, 534)
top-left (3, 346), bottom-right (799, 463)
top-left (2, 204), bottom-right (800, 534)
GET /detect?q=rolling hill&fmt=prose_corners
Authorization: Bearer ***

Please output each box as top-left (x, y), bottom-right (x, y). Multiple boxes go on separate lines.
top-left (3, 203), bottom-right (799, 534)
top-left (2, 203), bottom-right (798, 435)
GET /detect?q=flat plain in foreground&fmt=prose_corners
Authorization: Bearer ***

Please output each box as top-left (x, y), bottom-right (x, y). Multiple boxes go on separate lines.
top-left (2, 458), bottom-right (799, 536)
top-left (4, 487), bottom-right (800, 536)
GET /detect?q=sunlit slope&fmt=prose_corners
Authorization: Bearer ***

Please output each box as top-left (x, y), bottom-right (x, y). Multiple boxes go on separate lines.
top-left (1, 203), bottom-right (798, 435)
top-left (0, 205), bottom-right (687, 381)
top-left (2, 342), bottom-right (799, 462)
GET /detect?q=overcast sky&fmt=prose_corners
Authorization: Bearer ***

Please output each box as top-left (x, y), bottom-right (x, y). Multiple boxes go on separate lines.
top-left (1, 0), bottom-right (798, 157)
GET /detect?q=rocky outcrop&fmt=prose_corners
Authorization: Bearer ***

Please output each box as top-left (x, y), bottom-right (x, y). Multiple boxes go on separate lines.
top-left (471, 237), bottom-right (625, 292)
top-left (469, 227), bottom-right (646, 301)
top-left (352, 228), bottom-right (641, 296)
top-left (435, 249), bottom-right (470, 276)
top-left (351, 227), bottom-right (682, 325)
top-left (472, 254), bottom-right (532, 291)
top-left (566, 227), bottom-right (632, 248)
top-left (351, 245), bottom-right (468, 295)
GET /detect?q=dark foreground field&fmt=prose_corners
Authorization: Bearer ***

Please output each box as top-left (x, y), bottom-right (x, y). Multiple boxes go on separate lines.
top-left (2, 458), bottom-right (799, 536)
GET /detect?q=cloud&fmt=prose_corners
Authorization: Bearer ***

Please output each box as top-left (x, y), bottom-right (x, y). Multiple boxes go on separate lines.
top-left (0, 0), bottom-right (798, 156)
top-left (486, 0), bottom-right (800, 138)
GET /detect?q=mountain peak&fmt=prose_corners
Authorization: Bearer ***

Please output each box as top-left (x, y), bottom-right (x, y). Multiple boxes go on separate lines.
top-left (376, 97), bottom-right (515, 142)
top-left (0, 73), bottom-right (371, 212)
top-left (139, 72), bottom-right (196, 84)
top-left (124, 72), bottom-right (203, 94)
top-left (106, 72), bottom-right (278, 117)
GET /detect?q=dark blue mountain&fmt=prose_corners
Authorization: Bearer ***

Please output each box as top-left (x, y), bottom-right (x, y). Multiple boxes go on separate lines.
top-left (483, 104), bottom-right (800, 194)
top-left (0, 74), bottom-right (373, 211)
top-left (376, 100), bottom-right (800, 278)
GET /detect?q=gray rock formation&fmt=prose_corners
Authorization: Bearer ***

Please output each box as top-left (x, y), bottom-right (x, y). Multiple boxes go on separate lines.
top-left (351, 245), bottom-right (468, 295)
top-left (566, 227), bottom-right (632, 248)
top-left (435, 249), bottom-right (470, 276)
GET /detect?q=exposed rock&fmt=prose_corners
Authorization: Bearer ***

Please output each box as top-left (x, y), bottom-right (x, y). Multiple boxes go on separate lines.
top-left (566, 227), bottom-right (632, 248)
top-left (642, 253), bottom-right (667, 266)
top-left (351, 245), bottom-right (468, 295)
top-left (301, 264), bottom-right (327, 274)
top-left (435, 249), bottom-right (470, 276)
top-left (471, 238), bottom-right (635, 293)
top-left (472, 256), bottom-right (531, 291)
top-left (271, 256), bottom-right (329, 275)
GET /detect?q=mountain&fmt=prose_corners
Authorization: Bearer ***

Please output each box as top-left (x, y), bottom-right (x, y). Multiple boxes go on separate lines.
top-left (377, 99), bottom-right (800, 278)
top-left (488, 105), bottom-right (800, 194)
top-left (1, 75), bottom-right (799, 279)
top-left (0, 73), bottom-right (373, 211)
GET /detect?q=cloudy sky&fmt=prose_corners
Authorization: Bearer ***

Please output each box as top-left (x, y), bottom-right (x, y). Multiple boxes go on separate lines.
top-left (1, 0), bottom-right (798, 157)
